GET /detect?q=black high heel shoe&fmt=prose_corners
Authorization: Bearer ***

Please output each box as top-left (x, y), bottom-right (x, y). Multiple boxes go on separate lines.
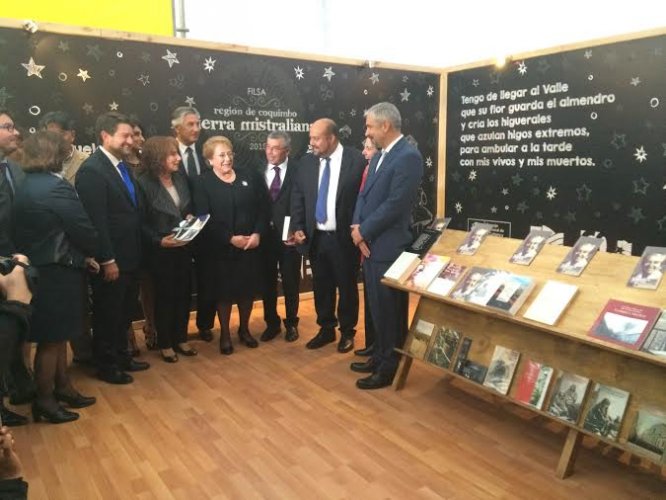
top-left (32, 402), bottom-right (79, 424)
top-left (54, 391), bottom-right (97, 409)
top-left (219, 331), bottom-right (234, 355)
top-left (238, 329), bottom-right (258, 348)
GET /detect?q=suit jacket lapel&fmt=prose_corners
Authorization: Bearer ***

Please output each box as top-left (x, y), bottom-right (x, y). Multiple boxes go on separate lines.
top-left (361, 152), bottom-right (382, 195)
top-left (99, 151), bottom-right (136, 208)
top-left (335, 147), bottom-right (350, 205)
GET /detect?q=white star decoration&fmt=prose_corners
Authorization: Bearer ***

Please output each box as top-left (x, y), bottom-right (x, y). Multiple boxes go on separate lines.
top-left (517, 61), bottom-right (527, 75)
top-left (630, 77), bottom-right (641, 86)
top-left (455, 202), bottom-right (463, 213)
top-left (501, 188), bottom-right (509, 195)
top-left (137, 73), bottom-right (150, 86)
top-left (425, 157), bottom-right (433, 168)
top-left (203, 57), bottom-right (216, 73)
top-left (21, 57), bottom-right (45, 78)
top-left (108, 101), bottom-right (119, 111)
top-left (369, 73), bottom-right (379, 85)
top-left (584, 50), bottom-right (593, 59)
top-left (426, 85), bottom-right (434, 97)
top-left (634, 146), bottom-right (648, 163)
top-left (468, 170), bottom-right (477, 181)
top-left (491, 206), bottom-right (498, 214)
top-left (400, 88), bottom-right (411, 102)
top-left (546, 186), bottom-right (557, 200)
top-left (77, 69), bottom-right (91, 82)
top-left (294, 66), bottom-right (304, 80)
top-left (185, 96), bottom-right (196, 106)
top-left (322, 67), bottom-right (335, 81)
top-left (162, 49), bottom-right (180, 68)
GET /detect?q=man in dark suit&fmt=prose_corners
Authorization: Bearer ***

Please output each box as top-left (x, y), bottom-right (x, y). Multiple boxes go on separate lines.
top-left (0, 108), bottom-right (31, 426)
top-left (351, 102), bottom-right (423, 389)
top-left (258, 131), bottom-right (302, 343)
top-left (291, 119), bottom-right (365, 353)
top-left (76, 112), bottom-right (150, 384)
top-left (171, 106), bottom-right (216, 342)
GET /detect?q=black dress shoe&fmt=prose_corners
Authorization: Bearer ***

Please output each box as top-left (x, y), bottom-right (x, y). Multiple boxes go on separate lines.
top-left (238, 329), bottom-right (258, 348)
top-left (354, 344), bottom-right (374, 357)
top-left (356, 372), bottom-right (394, 390)
top-left (220, 333), bottom-right (234, 355)
top-left (123, 359), bottom-right (150, 372)
top-left (32, 402), bottom-right (79, 424)
top-left (350, 358), bottom-right (376, 373)
top-left (0, 405), bottom-right (28, 426)
top-left (54, 391), bottom-right (96, 409)
top-left (305, 330), bottom-right (336, 349)
top-left (97, 369), bottom-right (134, 385)
top-left (174, 344), bottom-right (198, 356)
top-left (198, 329), bottom-right (214, 342)
top-left (337, 336), bottom-right (354, 353)
top-left (285, 325), bottom-right (299, 342)
top-left (161, 351), bottom-right (179, 363)
top-left (260, 326), bottom-right (281, 342)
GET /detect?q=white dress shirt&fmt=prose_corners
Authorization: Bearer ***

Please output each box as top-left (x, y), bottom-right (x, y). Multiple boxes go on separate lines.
top-left (178, 141), bottom-right (201, 175)
top-left (316, 142), bottom-right (343, 231)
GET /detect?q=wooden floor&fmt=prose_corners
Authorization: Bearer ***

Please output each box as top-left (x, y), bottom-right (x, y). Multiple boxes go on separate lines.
top-left (9, 295), bottom-right (666, 499)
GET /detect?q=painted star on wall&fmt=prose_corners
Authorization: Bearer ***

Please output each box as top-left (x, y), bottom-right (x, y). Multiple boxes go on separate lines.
top-left (517, 61), bottom-right (527, 75)
top-left (108, 101), bottom-right (119, 111)
top-left (425, 157), bottom-right (433, 168)
top-left (490, 206), bottom-right (498, 214)
top-left (511, 173), bottom-right (523, 186)
top-left (611, 132), bottom-right (626, 149)
top-left (633, 177), bottom-right (649, 195)
top-left (369, 72), bottom-right (379, 85)
top-left (21, 57), bottom-right (45, 78)
top-left (630, 77), bottom-right (641, 86)
top-left (77, 68), bottom-right (91, 82)
top-left (576, 184), bottom-right (592, 201)
top-left (454, 202), bottom-right (463, 213)
top-left (185, 96), bottom-right (196, 106)
top-left (322, 67), bottom-right (335, 81)
top-left (634, 145), bottom-right (648, 163)
top-left (58, 41), bottom-right (69, 52)
top-left (546, 186), bottom-right (557, 200)
top-left (86, 44), bottom-right (103, 61)
top-left (162, 49), bottom-right (180, 68)
top-left (137, 73), bottom-right (150, 86)
top-left (294, 66), bottom-right (304, 80)
top-left (584, 49), bottom-right (593, 59)
top-left (517, 201), bottom-right (529, 213)
top-left (501, 187), bottom-right (509, 195)
top-left (203, 57), bottom-right (216, 73)
top-left (426, 85), bottom-right (434, 97)
top-left (400, 88), bottom-right (411, 102)
top-left (628, 207), bottom-right (646, 224)
top-left (82, 103), bottom-right (94, 115)
top-left (468, 170), bottom-right (477, 181)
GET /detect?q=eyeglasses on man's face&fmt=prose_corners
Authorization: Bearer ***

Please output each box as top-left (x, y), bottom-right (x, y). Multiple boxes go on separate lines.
top-left (0, 123), bottom-right (16, 132)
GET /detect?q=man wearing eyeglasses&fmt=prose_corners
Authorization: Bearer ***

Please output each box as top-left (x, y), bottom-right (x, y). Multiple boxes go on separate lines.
top-left (258, 131), bottom-right (302, 343)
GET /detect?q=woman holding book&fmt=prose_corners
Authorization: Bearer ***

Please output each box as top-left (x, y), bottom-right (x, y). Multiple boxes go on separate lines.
top-left (136, 136), bottom-right (196, 363)
top-left (194, 136), bottom-right (268, 355)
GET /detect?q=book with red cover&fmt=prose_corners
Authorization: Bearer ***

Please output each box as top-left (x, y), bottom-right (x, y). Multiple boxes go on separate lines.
top-left (514, 360), bottom-right (553, 410)
top-left (588, 299), bottom-right (661, 350)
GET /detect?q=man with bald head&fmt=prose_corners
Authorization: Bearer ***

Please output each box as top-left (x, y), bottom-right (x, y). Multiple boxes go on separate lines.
top-left (291, 118), bottom-right (365, 353)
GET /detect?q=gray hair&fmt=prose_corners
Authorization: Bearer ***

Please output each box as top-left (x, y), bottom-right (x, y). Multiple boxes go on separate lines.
top-left (364, 102), bottom-right (401, 131)
top-left (171, 106), bottom-right (200, 128)
top-left (267, 130), bottom-right (291, 149)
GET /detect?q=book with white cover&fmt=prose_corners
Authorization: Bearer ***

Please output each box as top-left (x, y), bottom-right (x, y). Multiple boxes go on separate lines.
top-left (384, 252), bottom-right (421, 283)
top-left (523, 280), bottom-right (579, 326)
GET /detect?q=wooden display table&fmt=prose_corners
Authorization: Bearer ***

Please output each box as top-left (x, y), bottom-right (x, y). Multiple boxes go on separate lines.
top-left (388, 230), bottom-right (666, 478)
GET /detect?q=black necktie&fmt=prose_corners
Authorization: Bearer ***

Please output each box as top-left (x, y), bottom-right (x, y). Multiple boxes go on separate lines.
top-left (185, 147), bottom-right (196, 177)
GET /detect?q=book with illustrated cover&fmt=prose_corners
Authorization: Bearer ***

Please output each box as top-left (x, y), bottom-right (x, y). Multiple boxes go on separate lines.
top-left (582, 383), bottom-right (630, 441)
top-left (457, 222), bottom-right (494, 256)
top-left (427, 263), bottom-right (467, 298)
top-left (483, 345), bottom-right (521, 395)
top-left (627, 246), bottom-right (666, 290)
top-left (556, 235), bottom-right (603, 277)
top-left (449, 267), bottom-right (503, 306)
top-left (408, 217), bottom-right (451, 257)
top-left (523, 280), bottom-right (578, 326)
top-left (425, 327), bottom-right (461, 370)
top-left (627, 408), bottom-right (666, 458)
top-left (588, 299), bottom-right (661, 350)
top-left (403, 253), bottom-right (451, 291)
top-left (640, 310), bottom-right (666, 358)
top-left (547, 371), bottom-right (590, 424)
top-left (384, 252), bottom-right (421, 283)
top-left (513, 360), bottom-right (554, 410)
top-left (509, 229), bottom-right (554, 266)
top-left (453, 337), bottom-right (473, 374)
top-left (460, 361), bottom-right (488, 384)
top-left (484, 273), bottom-right (535, 316)
top-left (172, 214), bottom-right (210, 242)
top-left (406, 319), bottom-right (435, 359)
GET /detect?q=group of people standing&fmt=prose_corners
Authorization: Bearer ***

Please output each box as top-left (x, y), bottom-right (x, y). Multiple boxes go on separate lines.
top-left (0, 100), bottom-right (424, 427)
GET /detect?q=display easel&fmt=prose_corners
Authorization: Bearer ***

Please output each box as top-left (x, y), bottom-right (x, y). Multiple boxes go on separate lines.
top-left (388, 230), bottom-right (666, 478)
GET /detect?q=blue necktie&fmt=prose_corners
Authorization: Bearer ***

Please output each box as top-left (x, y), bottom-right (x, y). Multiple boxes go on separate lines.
top-left (117, 161), bottom-right (137, 206)
top-left (315, 157), bottom-right (330, 224)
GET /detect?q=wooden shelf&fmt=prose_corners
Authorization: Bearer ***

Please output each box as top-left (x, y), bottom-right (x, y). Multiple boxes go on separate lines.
top-left (388, 229), bottom-right (666, 478)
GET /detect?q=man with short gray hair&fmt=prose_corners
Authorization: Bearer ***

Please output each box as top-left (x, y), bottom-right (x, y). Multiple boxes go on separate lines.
top-left (351, 102), bottom-right (423, 389)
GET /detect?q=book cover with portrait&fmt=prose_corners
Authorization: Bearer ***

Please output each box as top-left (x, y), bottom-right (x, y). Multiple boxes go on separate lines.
top-left (509, 229), bottom-right (554, 266)
top-left (627, 246), bottom-right (666, 290)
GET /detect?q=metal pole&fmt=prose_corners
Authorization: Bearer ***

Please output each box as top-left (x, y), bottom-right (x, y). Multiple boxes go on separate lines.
top-left (173, 0), bottom-right (189, 38)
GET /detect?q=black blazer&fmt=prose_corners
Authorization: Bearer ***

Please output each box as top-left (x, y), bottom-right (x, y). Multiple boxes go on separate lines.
top-left (136, 170), bottom-right (192, 248)
top-left (0, 160), bottom-right (25, 254)
top-left (290, 145), bottom-right (365, 255)
top-left (256, 158), bottom-right (300, 238)
top-left (14, 172), bottom-right (98, 268)
top-left (75, 149), bottom-right (142, 272)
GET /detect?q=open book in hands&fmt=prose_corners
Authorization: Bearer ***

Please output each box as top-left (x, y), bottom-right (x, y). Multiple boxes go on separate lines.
top-left (172, 214), bottom-right (210, 242)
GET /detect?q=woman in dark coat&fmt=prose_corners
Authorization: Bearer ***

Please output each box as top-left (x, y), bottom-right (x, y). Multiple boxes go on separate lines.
top-left (195, 135), bottom-right (268, 354)
top-left (136, 136), bottom-right (196, 363)
top-left (13, 131), bottom-right (99, 424)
